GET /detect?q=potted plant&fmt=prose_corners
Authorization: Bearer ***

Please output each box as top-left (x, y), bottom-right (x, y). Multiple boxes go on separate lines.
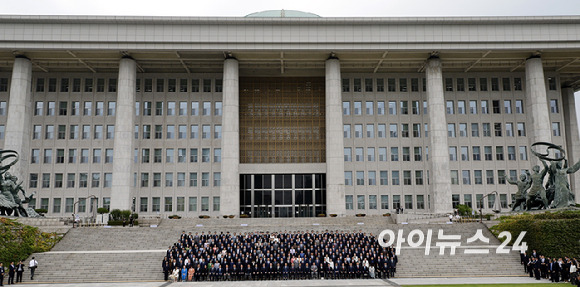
top-left (355, 213), bottom-right (366, 217)
top-left (383, 213), bottom-right (391, 217)
top-left (169, 215), bottom-right (181, 219)
top-left (317, 214), bottom-right (326, 217)
top-left (329, 214), bottom-right (337, 217)
top-left (240, 214), bottom-right (249, 218)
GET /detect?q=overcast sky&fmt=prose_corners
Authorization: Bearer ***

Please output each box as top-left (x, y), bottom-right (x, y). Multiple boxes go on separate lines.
top-left (3, 0), bottom-right (580, 130)
top-left (2, 0), bottom-right (580, 17)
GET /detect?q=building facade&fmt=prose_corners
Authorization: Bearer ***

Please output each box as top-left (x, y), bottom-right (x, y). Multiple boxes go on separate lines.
top-left (0, 12), bottom-right (579, 218)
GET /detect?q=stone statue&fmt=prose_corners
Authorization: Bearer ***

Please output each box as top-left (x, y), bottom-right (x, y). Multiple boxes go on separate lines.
top-left (543, 158), bottom-right (580, 208)
top-left (0, 150), bottom-right (39, 217)
top-left (507, 172), bottom-right (531, 211)
top-left (526, 162), bottom-right (549, 210)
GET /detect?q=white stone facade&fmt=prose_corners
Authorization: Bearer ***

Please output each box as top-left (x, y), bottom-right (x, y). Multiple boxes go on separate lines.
top-left (0, 15), bottom-right (579, 218)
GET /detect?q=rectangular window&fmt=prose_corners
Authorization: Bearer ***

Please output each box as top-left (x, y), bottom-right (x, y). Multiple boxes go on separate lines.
top-left (473, 146), bottom-right (481, 161)
top-left (164, 197), bottom-right (173, 212)
top-left (392, 171), bottom-right (400, 185)
top-left (342, 101), bottom-right (350, 115)
top-left (491, 78), bottom-right (499, 91)
top-left (190, 148), bottom-right (198, 163)
top-left (189, 197), bottom-right (197, 212)
top-left (357, 195), bottom-right (365, 209)
top-left (514, 78), bottom-right (522, 91)
top-left (356, 171), bottom-right (364, 185)
top-left (474, 170), bottom-right (483, 185)
top-left (354, 124), bottom-right (362, 138)
top-left (405, 195), bottom-right (413, 209)
top-left (502, 77), bottom-right (511, 91)
top-left (449, 146), bottom-right (457, 161)
top-left (201, 197), bottom-right (209, 212)
top-left (481, 100), bottom-right (489, 114)
top-left (496, 146), bottom-right (504, 160)
top-left (202, 172), bottom-right (209, 186)
top-left (368, 171), bottom-right (376, 185)
top-left (462, 170), bottom-right (471, 185)
top-left (344, 171), bottom-right (352, 186)
top-left (341, 79), bottom-right (350, 92)
top-left (380, 171), bottom-right (388, 185)
top-left (519, 146), bottom-right (528, 161)
top-left (457, 101), bottom-right (465, 114)
top-left (345, 195), bottom-right (353, 210)
top-left (415, 170), bottom-right (423, 185)
top-left (390, 124), bottom-right (397, 138)
top-left (471, 123), bottom-right (479, 137)
top-left (379, 147), bottom-right (387, 162)
top-left (353, 78), bottom-right (361, 92)
top-left (365, 78), bottom-right (373, 92)
top-left (377, 124), bottom-right (386, 138)
top-left (400, 101), bottom-right (408, 114)
top-left (450, 170), bottom-right (459, 185)
top-left (377, 101), bottom-right (385, 115)
top-left (152, 197), bottom-right (160, 212)
top-left (140, 197), bottom-right (148, 212)
top-left (552, 122), bottom-right (561, 136)
top-left (344, 147), bottom-right (351, 162)
top-left (515, 100), bottom-right (524, 114)
top-left (353, 101), bottom-right (361, 115)
top-left (388, 101), bottom-right (396, 115)
top-left (189, 172), bottom-right (198, 187)
top-left (391, 147), bottom-right (399, 161)
top-left (213, 197), bottom-right (220, 211)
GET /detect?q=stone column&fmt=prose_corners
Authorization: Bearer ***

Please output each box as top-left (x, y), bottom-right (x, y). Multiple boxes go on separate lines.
top-left (562, 87), bottom-right (580, 204)
top-left (325, 57), bottom-right (346, 216)
top-left (525, 56), bottom-right (552, 150)
top-left (4, 56), bottom-right (33, 181)
top-left (220, 57), bottom-right (240, 216)
top-left (425, 56), bottom-right (452, 214)
top-left (110, 57), bottom-right (136, 211)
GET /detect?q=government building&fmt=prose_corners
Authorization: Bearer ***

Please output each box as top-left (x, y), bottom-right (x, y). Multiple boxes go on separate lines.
top-left (1, 11), bottom-right (579, 218)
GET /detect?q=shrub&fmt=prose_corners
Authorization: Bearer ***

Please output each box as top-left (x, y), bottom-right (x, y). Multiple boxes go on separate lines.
top-left (131, 213), bottom-right (138, 220)
top-left (97, 207), bottom-right (109, 214)
top-left (108, 220), bottom-right (139, 226)
top-left (317, 214), bottom-right (326, 217)
top-left (169, 215), bottom-right (181, 219)
top-left (355, 213), bottom-right (366, 217)
top-left (0, 218), bottom-right (61, 267)
top-left (240, 214), bottom-right (249, 218)
top-left (456, 204), bottom-right (472, 216)
top-left (110, 209), bottom-right (122, 220)
top-left (198, 215), bottom-right (210, 219)
top-left (383, 213), bottom-right (391, 217)
top-left (34, 208), bottom-right (48, 215)
top-left (329, 214), bottom-right (337, 217)
top-left (490, 210), bottom-right (580, 258)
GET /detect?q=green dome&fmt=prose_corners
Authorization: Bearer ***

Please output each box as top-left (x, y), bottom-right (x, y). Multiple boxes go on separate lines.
top-left (245, 10), bottom-right (321, 18)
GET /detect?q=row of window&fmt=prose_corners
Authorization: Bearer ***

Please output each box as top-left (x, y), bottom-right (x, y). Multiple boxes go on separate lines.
top-left (341, 76), bottom-right (558, 93)
top-left (29, 172), bottom-right (112, 189)
top-left (345, 194), bottom-right (426, 210)
top-left (136, 172), bottom-right (221, 188)
top-left (448, 146), bottom-right (530, 161)
top-left (344, 169), bottom-right (527, 186)
top-left (344, 192), bottom-right (511, 211)
top-left (32, 101), bottom-right (223, 117)
top-left (31, 147), bottom-right (222, 165)
top-left (345, 170), bottom-right (428, 186)
top-left (134, 124), bottom-right (222, 140)
top-left (134, 148), bottom-right (221, 164)
top-left (33, 124), bottom-right (115, 140)
top-left (28, 196), bottom-right (221, 214)
top-left (31, 124), bottom-right (224, 141)
top-left (344, 146), bottom-right (427, 162)
top-left (452, 193), bottom-right (511, 210)
top-left (31, 148), bottom-right (113, 164)
top-left (343, 98), bottom-right (560, 117)
top-left (342, 122), bottom-right (531, 139)
top-left (29, 197), bottom-right (110, 214)
top-left (139, 196), bottom-right (220, 213)
top-left (33, 78), bottom-right (223, 94)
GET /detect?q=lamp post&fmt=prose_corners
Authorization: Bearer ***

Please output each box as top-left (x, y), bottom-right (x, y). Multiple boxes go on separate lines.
top-left (479, 191), bottom-right (499, 223)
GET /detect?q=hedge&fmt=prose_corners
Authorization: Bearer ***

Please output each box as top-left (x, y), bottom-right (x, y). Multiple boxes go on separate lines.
top-left (0, 217), bottom-right (61, 267)
top-left (490, 210), bottom-right (580, 258)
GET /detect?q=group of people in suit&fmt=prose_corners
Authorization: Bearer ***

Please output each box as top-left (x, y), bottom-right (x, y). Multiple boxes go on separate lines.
top-left (0, 261), bottom-right (25, 285)
top-left (162, 229), bottom-right (399, 282)
top-left (521, 249), bottom-right (579, 285)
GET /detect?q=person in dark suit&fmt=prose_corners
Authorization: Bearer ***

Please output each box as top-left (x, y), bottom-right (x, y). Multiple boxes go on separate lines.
top-left (15, 261), bottom-right (24, 283)
top-left (162, 257), bottom-right (171, 281)
top-left (0, 263), bottom-right (5, 286)
top-left (534, 257), bottom-right (541, 280)
top-left (7, 262), bottom-right (15, 285)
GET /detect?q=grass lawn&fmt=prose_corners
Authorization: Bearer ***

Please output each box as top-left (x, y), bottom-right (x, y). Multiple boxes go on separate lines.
top-left (403, 284), bottom-right (569, 287)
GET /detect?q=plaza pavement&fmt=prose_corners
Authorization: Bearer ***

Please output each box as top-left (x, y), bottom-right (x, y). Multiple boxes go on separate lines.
top-left (8, 276), bottom-right (552, 286)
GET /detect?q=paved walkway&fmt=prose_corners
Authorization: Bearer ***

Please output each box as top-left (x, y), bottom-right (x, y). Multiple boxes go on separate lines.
top-left (8, 276), bottom-right (552, 286)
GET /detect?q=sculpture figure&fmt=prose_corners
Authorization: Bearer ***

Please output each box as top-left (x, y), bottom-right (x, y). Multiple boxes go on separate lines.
top-left (507, 172), bottom-right (531, 211)
top-left (543, 159), bottom-right (580, 208)
top-left (526, 163), bottom-right (549, 210)
top-left (0, 150), bottom-right (39, 217)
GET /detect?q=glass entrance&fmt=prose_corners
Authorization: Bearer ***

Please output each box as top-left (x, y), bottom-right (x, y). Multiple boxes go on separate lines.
top-left (240, 174), bottom-right (326, 218)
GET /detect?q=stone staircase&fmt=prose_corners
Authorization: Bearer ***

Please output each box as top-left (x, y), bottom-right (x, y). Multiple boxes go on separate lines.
top-left (21, 218), bottom-right (523, 283)
top-left (394, 223), bottom-right (524, 277)
top-left (14, 217), bottom-right (71, 234)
